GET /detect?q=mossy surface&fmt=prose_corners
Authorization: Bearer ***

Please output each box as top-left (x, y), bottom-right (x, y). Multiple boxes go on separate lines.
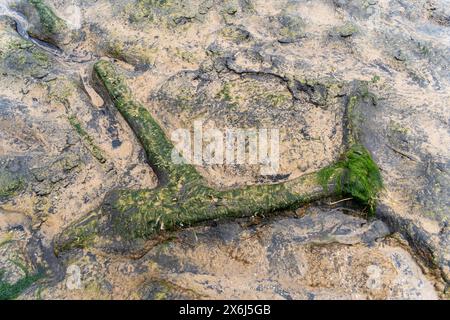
top-left (126, 0), bottom-right (197, 27)
top-left (1, 39), bottom-right (50, 77)
top-left (319, 83), bottom-right (383, 214)
top-left (47, 78), bottom-right (76, 104)
top-left (278, 15), bottom-right (306, 43)
top-left (0, 267), bottom-right (42, 300)
top-left (128, 0), bottom-right (171, 23)
top-left (0, 170), bottom-right (24, 199)
top-left (105, 38), bottom-right (159, 67)
top-left (318, 144), bottom-right (383, 214)
top-left (336, 23), bottom-right (358, 37)
top-left (220, 26), bottom-right (251, 43)
top-left (29, 0), bottom-right (66, 35)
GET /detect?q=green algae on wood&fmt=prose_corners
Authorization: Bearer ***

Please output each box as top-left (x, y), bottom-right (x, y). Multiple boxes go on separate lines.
top-left (321, 83), bottom-right (383, 214)
top-left (0, 267), bottom-right (42, 300)
top-left (55, 60), bottom-right (334, 251)
top-left (318, 144), bottom-right (383, 215)
top-left (1, 39), bottom-right (51, 78)
top-left (28, 0), bottom-right (67, 35)
top-left (14, 0), bottom-right (69, 46)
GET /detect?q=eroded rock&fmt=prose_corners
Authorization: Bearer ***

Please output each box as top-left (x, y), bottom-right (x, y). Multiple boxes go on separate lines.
top-left (24, 208), bottom-right (439, 300)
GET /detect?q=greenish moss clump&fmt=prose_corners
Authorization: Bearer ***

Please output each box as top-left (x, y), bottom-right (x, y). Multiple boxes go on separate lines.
top-left (264, 92), bottom-right (291, 107)
top-left (322, 82), bottom-right (382, 203)
top-left (277, 15), bottom-right (306, 43)
top-left (68, 115), bottom-right (107, 164)
top-left (31, 48), bottom-right (50, 67)
top-left (318, 144), bottom-right (383, 214)
top-left (216, 82), bottom-right (240, 110)
top-left (336, 23), bottom-right (358, 38)
top-left (128, 0), bottom-right (172, 24)
top-left (216, 82), bottom-right (233, 102)
top-left (1, 39), bottom-right (50, 77)
top-left (6, 38), bottom-right (33, 52)
top-left (0, 268), bottom-right (42, 300)
top-left (220, 26), bottom-right (251, 43)
top-left (0, 171), bottom-right (24, 199)
top-left (29, 0), bottom-right (66, 35)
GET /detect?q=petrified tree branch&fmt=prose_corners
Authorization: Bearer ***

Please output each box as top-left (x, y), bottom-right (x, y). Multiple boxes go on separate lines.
top-left (56, 61), bottom-right (383, 254)
top-left (94, 60), bottom-right (204, 186)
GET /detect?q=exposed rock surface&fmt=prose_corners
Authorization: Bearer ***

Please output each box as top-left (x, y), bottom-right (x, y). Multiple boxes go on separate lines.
top-left (0, 0), bottom-right (448, 299)
top-left (18, 209), bottom-right (439, 300)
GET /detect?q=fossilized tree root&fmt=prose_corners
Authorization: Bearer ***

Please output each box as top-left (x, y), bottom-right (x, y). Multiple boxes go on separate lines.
top-left (16, 0), bottom-right (69, 46)
top-left (55, 60), bottom-right (335, 253)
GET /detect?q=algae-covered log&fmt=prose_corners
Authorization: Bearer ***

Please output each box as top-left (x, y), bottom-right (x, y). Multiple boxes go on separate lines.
top-left (93, 60), bottom-right (203, 185)
top-left (55, 60), bottom-right (335, 252)
top-left (55, 61), bottom-right (384, 253)
top-left (16, 0), bottom-right (69, 46)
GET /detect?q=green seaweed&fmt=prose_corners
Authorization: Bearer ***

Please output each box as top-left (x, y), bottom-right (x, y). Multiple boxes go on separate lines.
top-left (216, 82), bottom-right (233, 102)
top-left (319, 84), bottom-right (383, 214)
top-left (29, 0), bottom-right (66, 35)
top-left (318, 144), bottom-right (383, 214)
top-left (54, 212), bottom-right (99, 254)
top-left (371, 75), bottom-right (380, 83)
